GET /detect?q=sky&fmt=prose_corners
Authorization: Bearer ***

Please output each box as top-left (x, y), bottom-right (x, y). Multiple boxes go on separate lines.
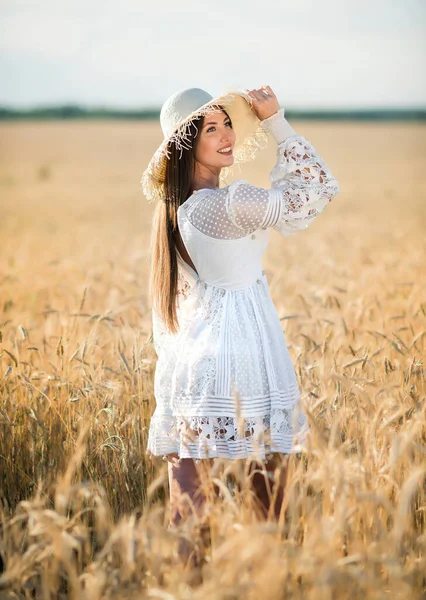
top-left (1, 0), bottom-right (425, 110)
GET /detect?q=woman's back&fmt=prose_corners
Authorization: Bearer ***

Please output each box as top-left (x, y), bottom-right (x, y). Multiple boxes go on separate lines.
top-left (178, 185), bottom-right (270, 290)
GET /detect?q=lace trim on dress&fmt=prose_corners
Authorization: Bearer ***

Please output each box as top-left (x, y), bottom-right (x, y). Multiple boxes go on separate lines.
top-left (146, 406), bottom-right (309, 461)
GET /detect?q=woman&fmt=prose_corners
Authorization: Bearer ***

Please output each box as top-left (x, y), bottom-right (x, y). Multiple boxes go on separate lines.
top-left (141, 85), bottom-right (340, 528)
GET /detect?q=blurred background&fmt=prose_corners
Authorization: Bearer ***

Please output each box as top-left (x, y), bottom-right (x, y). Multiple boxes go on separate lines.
top-left (1, 3), bottom-right (426, 596)
top-left (1, 0), bottom-right (425, 111)
top-left (1, 0), bottom-right (425, 265)
top-left (1, 0), bottom-right (425, 423)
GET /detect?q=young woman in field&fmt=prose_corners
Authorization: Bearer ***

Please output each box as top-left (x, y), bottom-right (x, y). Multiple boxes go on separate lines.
top-left (141, 85), bottom-right (340, 531)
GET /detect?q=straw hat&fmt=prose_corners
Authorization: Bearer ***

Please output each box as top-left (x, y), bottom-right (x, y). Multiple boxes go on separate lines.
top-left (141, 87), bottom-right (270, 203)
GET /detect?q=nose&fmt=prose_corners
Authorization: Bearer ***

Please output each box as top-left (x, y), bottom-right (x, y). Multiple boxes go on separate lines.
top-left (221, 130), bottom-right (233, 144)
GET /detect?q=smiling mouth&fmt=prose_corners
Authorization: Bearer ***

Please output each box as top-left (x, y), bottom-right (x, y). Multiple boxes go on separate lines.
top-left (217, 146), bottom-right (233, 154)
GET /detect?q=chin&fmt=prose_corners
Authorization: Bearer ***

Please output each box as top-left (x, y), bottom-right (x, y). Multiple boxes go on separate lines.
top-left (219, 156), bottom-right (234, 165)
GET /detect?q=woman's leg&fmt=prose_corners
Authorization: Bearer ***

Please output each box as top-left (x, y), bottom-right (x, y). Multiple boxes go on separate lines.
top-left (167, 452), bottom-right (289, 524)
top-left (167, 453), bottom-right (215, 568)
top-left (167, 453), bottom-right (213, 527)
top-left (247, 453), bottom-right (289, 520)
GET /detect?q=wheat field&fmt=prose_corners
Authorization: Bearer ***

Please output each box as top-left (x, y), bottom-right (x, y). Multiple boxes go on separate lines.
top-left (0, 119), bottom-right (425, 599)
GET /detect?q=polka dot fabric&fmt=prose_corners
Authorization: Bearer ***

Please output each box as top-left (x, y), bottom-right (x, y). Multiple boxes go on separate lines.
top-left (184, 133), bottom-right (340, 240)
top-left (146, 109), bottom-right (340, 461)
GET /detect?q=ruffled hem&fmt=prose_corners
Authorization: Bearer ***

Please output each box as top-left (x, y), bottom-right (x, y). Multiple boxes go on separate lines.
top-left (146, 410), bottom-right (309, 461)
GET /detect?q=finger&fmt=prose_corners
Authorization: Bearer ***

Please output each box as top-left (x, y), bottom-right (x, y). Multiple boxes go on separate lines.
top-left (251, 89), bottom-right (266, 102)
top-left (258, 87), bottom-right (272, 99)
top-left (248, 87), bottom-right (270, 100)
top-left (261, 85), bottom-right (275, 97)
top-left (246, 90), bottom-right (259, 101)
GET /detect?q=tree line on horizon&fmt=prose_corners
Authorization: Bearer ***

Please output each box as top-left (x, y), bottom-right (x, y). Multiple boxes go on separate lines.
top-left (0, 104), bottom-right (425, 121)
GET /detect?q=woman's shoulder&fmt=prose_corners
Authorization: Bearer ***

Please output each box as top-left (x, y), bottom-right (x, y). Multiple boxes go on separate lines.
top-left (182, 179), bottom-right (250, 203)
top-left (223, 178), bottom-right (250, 192)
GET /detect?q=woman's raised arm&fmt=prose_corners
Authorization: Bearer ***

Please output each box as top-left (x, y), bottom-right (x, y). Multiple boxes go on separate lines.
top-left (181, 104), bottom-right (340, 240)
top-left (223, 107), bottom-right (340, 237)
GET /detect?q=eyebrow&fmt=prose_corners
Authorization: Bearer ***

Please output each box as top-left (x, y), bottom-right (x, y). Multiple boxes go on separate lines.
top-left (204, 115), bottom-right (231, 127)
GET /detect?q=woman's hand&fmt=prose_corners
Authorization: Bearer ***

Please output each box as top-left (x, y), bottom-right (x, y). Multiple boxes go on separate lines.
top-left (244, 85), bottom-right (281, 121)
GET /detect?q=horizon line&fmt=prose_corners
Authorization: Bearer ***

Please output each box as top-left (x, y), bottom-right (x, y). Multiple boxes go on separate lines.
top-left (0, 104), bottom-right (425, 122)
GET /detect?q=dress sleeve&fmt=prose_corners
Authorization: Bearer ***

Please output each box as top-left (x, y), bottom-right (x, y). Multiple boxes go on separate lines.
top-left (182, 108), bottom-right (340, 240)
top-left (224, 108), bottom-right (341, 237)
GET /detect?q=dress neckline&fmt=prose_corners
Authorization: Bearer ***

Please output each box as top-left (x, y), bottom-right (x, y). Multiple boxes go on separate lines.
top-left (192, 187), bottom-right (219, 194)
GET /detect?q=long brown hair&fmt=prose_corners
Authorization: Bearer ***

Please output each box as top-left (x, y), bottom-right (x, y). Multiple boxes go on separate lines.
top-left (149, 106), bottom-right (230, 335)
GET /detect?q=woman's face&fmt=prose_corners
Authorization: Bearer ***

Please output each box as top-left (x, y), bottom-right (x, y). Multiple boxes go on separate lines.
top-left (194, 109), bottom-right (236, 169)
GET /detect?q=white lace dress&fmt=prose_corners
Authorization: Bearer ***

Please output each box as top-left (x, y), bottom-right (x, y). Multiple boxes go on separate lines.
top-left (146, 108), bottom-right (340, 462)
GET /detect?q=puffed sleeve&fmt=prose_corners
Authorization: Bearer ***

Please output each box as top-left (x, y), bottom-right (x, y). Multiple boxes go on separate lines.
top-left (224, 108), bottom-right (340, 237)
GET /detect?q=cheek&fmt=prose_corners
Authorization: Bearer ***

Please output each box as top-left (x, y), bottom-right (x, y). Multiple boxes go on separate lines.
top-left (196, 137), bottom-right (216, 160)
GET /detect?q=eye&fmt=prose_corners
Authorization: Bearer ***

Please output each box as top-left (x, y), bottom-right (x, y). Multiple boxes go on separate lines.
top-left (207, 121), bottom-right (232, 133)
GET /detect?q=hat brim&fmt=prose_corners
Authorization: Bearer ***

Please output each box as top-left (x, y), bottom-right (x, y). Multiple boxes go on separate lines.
top-left (141, 90), bottom-right (270, 203)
